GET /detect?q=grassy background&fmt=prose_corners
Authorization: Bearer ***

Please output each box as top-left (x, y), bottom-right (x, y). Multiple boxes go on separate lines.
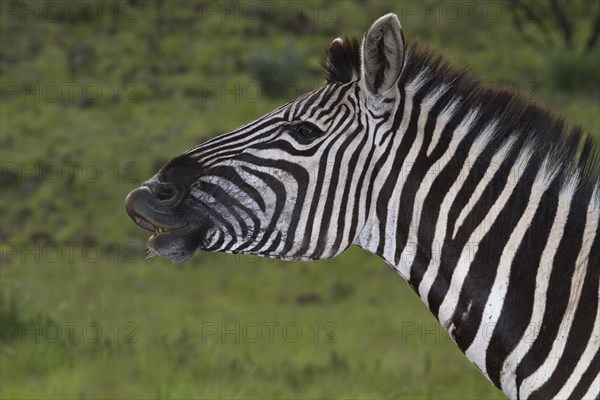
top-left (1, 0), bottom-right (598, 398)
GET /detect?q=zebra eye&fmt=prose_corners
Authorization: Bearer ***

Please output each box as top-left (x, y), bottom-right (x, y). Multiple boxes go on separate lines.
top-left (291, 122), bottom-right (324, 140)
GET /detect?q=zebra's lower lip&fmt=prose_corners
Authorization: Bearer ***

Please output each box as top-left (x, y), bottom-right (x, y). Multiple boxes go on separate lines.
top-left (147, 225), bottom-right (205, 264)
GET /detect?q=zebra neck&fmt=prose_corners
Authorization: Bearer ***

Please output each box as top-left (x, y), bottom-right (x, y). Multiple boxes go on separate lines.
top-left (354, 81), bottom-right (538, 383)
top-left (354, 72), bottom-right (600, 399)
top-left (353, 78), bottom-right (496, 286)
top-left (354, 46), bottom-right (600, 398)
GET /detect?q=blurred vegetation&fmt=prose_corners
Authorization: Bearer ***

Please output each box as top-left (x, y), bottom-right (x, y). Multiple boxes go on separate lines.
top-left (0, 0), bottom-right (598, 398)
top-left (546, 47), bottom-right (600, 92)
top-left (510, 0), bottom-right (600, 92)
top-left (248, 41), bottom-right (304, 95)
top-left (510, 0), bottom-right (599, 52)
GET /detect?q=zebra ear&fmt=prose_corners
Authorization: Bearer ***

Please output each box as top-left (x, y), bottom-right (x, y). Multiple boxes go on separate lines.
top-left (361, 13), bottom-right (405, 96)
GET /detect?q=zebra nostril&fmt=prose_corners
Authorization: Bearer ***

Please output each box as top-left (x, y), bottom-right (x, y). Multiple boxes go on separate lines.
top-left (155, 183), bottom-right (177, 201)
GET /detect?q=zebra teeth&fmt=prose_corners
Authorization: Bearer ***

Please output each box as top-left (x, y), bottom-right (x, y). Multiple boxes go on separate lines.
top-left (154, 226), bottom-right (168, 234)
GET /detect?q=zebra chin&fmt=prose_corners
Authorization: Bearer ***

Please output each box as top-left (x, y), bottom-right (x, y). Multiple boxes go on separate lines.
top-left (147, 225), bottom-right (205, 264)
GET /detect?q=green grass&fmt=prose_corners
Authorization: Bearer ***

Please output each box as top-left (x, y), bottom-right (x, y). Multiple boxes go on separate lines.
top-left (1, 0), bottom-right (598, 398)
top-left (2, 248), bottom-right (501, 399)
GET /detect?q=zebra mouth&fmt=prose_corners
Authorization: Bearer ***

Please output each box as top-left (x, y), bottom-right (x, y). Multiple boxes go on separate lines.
top-left (125, 188), bottom-right (208, 263)
top-left (127, 211), bottom-right (203, 263)
top-left (130, 212), bottom-right (181, 236)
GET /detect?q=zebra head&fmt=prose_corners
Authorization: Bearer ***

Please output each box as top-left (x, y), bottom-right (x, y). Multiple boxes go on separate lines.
top-left (125, 14), bottom-right (405, 263)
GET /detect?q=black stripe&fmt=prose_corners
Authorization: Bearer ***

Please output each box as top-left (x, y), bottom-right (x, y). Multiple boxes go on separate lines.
top-left (261, 231), bottom-right (284, 255)
top-left (237, 166), bottom-right (286, 253)
top-left (296, 90), bottom-right (324, 116)
top-left (313, 84), bottom-right (353, 120)
top-left (311, 120), bottom-right (362, 258)
top-left (205, 166), bottom-right (267, 213)
top-left (348, 108), bottom-right (376, 243)
top-left (233, 154), bottom-right (309, 255)
top-left (375, 85), bottom-right (417, 257)
top-left (567, 347), bottom-right (600, 400)
top-left (428, 144), bottom-right (522, 317)
top-left (251, 138), bottom-right (324, 157)
top-left (192, 117), bottom-right (287, 158)
top-left (530, 218), bottom-right (600, 398)
top-left (205, 233), bottom-right (225, 252)
top-left (392, 94), bottom-right (469, 272)
top-left (363, 86), bottom-right (407, 244)
top-left (445, 136), bottom-right (510, 254)
top-left (485, 176), bottom-right (560, 387)
top-left (332, 118), bottom-right (367, 252)
top-left (196, 181), bottom-right (254, 239)
top-left (294, 126), bottom-right (343, 256)
top-left (451, 160), bottom-right (538, 353)
top-left (515, 184), bottom-right (594, 391)
top-left (408, 111), bottom-right (489, 289)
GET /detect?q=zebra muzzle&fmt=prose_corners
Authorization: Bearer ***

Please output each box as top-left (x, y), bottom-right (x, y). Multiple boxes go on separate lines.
top-left (125, 184), bottom-right (212, 263)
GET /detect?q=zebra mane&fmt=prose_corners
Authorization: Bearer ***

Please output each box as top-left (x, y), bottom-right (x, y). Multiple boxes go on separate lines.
top-left (402, 41), bottom-right (600, 186)
top-left (322, 36), bottom-right (600, 186)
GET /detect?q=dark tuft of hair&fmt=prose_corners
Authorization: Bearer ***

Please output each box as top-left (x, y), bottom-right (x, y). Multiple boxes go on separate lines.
top-left (322, 36), bottom-right (361, 84)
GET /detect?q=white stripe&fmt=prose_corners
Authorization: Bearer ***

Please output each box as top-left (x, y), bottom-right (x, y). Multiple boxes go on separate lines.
top-left (581, 372), bottom-right (600, 400)
top-left (465, 157), bottom-right (556, 378)
top-left (500, 176), bottom-right (578, 398)
top-left (306, 118), bottom-right (360, 257)
top-left (418, 120), bottom-right (496, 307)
top-left (554, 292), bottom-right (599, 399)
top-left (355, 76), bottom-right (425, 264)
top-left (343, 118), bottom-right (376, 249)
top-left (452, 136), bottom-right (516, 239)
top-left (353, 110), bottom-right (385, 248)
top-left (395, 108), bottom-right (479, 279)
top-left (519, 187), bottom-right (598, 399)
top-left (426, 98), bottom-right (460, 156)
top-left (188, 107), bottom-right (287, 157)
top-left (554, 185), bottom-right (600, 399)
top-left (437, 145), bottom-right (533, 336)
top-left (382, 86), bottom-right (448, 272)
top-left (305, 133), bottom-right (349, 256)
top-left (287, 144), bottom-right (331, 256)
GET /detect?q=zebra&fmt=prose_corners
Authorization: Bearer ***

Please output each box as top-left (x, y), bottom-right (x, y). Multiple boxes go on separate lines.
top-left (125, 13), bottom-right (600, 399)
